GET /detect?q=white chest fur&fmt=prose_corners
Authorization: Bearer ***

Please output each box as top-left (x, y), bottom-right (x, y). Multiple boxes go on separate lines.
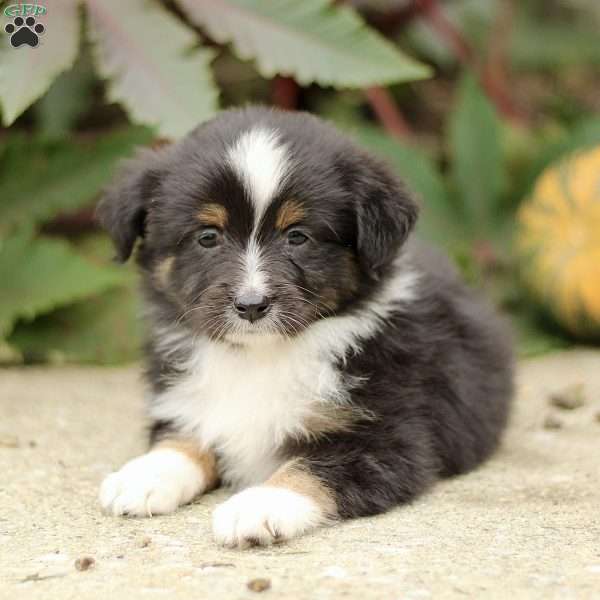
top-left (149, 265), bottom-right (419, 489)
top-left (150, 330), bottom-right (352, 488)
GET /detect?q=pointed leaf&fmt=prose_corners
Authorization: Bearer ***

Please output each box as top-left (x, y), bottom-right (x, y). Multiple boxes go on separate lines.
top-left (9, 284), bottom-right (141, 365)
top-left (86, 0), bottom-right (218, 138)
top-left (34, 51), bottom-right (97, 140)
top-left (0, 0), bottom-right (80, 125)
top-left (176, 0), bottom-right (430, 88)
top-left (449, 73), bottom-right (504, 232)
top-left (0, 230), bottom-right (125, 338)
top-left (0, 127), bottom-right (154, 231)
top-left (9, 234), bottom-right (141, 364)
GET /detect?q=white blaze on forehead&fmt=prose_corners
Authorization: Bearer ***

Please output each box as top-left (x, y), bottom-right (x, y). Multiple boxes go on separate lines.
top-left (227, 127), bottom-right (290, 218)
top-left (240, 237), bottom-right (268, 296)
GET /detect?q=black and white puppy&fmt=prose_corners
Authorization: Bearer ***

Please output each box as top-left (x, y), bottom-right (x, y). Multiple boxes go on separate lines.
top-left (98, 107), bottom-right (513, 547)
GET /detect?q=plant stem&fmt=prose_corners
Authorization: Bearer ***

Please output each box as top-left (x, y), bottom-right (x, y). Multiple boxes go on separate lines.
top-left (271, 76), bottom-right (300, 110)
top-left (481, 0), bottom-right (526, 122)
top-left (416, 0), bottom-right (524, 122)
top-left (416, 0), bottom-right (472, 65)
top-left (363, 3), bottom-right (423, 35)
top-left (365, 86), bottom-right (413, 139)
top-left (43, 208), bottom-right (98, 236)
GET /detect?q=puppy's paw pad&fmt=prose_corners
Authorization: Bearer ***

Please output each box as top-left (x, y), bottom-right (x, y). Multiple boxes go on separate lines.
top-left (99, 449), bottom-right (204, 517)
top-left (212, 486), bottom-right (323, 548)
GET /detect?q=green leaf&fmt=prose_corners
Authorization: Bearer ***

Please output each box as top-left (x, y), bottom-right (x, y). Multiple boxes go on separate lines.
top-left (86, 0), bottom-right (218, 138)
top-left (8, 232), bottom-right (142, 364)
top-left (0, 339), bottom-right (22, 365)
top-left (345, 124), bottom-right (463, 248)
top-left (0, 0), bottom-right (80, 125)
top-left (176, 0), bottom-right (430, 88)
top-left (0, 230), bottom-right (125, 338)
top-left (34, 50), bottom-right (96, 140)
top-left (0, 127), bottom-right (154, 231)
top-left (511, 309), bottom-right (571, 358)
top-left (9, 283), bottom-right (141, 365)
top-left (448, 73), bottom-right (504, 233)
top-left (404, 0), bottom-right (496, 68)
top-left (510, 17), bottom-right (600, 69)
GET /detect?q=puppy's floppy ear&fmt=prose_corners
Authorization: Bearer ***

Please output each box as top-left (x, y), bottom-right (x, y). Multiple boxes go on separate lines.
top-left (96, 148), bottom-right (165, 262)
top-left (354, 157), bottom-right (419, 278)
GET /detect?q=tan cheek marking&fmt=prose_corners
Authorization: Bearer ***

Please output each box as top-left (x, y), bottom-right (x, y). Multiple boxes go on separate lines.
top-left (276, 200), bottom-right (305, 231)
top-left (320, 252), bottom-right (359, 313)
top-left (196, 203), bottom-right (228, 228)
top-left (154, 256), bottom-right (175, 289)
top-left (320, 287), bottom-right (340, 312)
top-left (154, 439), bottom-right (219, 491)
top-left (267, 460), bottom-right (337, 518)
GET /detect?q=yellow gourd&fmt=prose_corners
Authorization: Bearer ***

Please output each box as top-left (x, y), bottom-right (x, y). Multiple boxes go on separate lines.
top-left (517, 146), bottom-right (600, 339)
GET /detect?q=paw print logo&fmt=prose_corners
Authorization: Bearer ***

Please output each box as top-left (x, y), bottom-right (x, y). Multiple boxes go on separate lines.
top-left (4, 16), bottom-right (45, 48)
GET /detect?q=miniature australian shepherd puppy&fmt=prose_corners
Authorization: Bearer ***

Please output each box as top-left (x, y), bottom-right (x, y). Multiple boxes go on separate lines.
top-left (97, 106), bottom-right (513, 548)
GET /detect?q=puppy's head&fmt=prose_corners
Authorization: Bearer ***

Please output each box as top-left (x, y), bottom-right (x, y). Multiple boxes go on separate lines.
top-left (97, 108), bottom-right (417, 344)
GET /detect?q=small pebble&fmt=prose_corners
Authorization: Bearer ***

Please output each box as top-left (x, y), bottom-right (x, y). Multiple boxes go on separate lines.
top-left (247, 578), bottom-right (271, 592)
top-left (75, 557), bottom-right (95, 571)
top-left (543, 415), bottom-right (563, 430)
top-left (549, 384), bottom-right (585, 410)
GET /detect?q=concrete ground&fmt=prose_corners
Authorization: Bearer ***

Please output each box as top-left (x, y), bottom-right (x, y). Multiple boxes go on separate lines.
top-left (1, 349), bottom-right (600, 600)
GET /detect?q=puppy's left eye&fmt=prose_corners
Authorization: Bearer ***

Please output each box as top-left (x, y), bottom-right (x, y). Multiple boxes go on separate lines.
top-left (287, 229), bottom-right (308, 246)
top-left (197, 227), bottom-right (221, 248)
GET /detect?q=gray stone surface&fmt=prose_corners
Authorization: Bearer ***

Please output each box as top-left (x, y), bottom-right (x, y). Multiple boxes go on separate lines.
top-left (1, 349), bottom-right (600, 599)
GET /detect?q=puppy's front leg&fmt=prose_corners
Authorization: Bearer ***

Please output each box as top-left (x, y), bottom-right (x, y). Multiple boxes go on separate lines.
top-left (100, 439), bottom-right (218, 517)
top-left (213, 428), bottom-right (435, 547)
top-left (213, 460), bottom-right (337, 548)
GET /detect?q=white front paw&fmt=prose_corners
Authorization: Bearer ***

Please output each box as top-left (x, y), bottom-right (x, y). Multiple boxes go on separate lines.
top-left (100, 449), bottom-right (205, 517)
top-left (212, 486), bottom-right (324, 548)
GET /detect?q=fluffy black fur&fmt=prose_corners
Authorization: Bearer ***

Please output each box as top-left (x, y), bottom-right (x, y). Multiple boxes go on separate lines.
top-left (98, 106), bottom-right (513, 522)
top-left (289, 243), bottom-right (513, 517)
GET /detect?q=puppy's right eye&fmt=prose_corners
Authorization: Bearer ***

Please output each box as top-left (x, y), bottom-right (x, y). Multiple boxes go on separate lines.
top-left (197, 227), bottom-right (221, 248)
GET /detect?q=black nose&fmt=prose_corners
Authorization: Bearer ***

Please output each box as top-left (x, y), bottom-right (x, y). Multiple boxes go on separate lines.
top-left (234, 293), bottom-right (271, 322)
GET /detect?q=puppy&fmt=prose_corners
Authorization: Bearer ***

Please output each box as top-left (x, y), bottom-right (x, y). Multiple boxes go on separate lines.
top-left (97, 107), bottom-right (513, 547)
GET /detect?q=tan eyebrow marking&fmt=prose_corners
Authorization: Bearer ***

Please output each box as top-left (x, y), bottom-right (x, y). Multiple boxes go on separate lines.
top-left (196, 203), bottom-right (228, 228)
top-left (275, 199), bottom-right (305, 230)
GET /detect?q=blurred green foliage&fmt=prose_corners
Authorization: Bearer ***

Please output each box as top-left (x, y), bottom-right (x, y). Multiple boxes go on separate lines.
top-left (1, 0), bottom-right (599, 364)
